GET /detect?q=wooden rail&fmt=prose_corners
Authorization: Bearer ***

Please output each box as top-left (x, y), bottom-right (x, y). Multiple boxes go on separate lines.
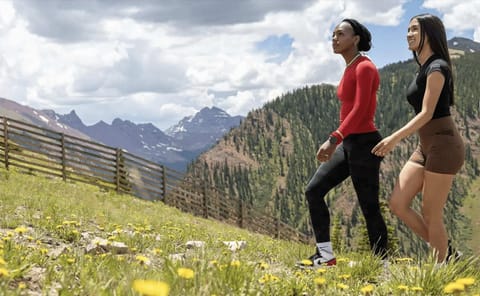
top-left (0, 116), bottom-right (310, 243)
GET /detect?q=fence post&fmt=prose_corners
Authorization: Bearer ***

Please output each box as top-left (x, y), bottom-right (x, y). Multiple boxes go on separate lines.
top-left (115, 148), bottom-right (121, 192)
top-left (202, 182), bottom-right (209, 218)
top-left (239, 200), bottom-right (246, 228)
top-left (275, 217), bottom-right (281, 239)
top-left (60, 133), bottom-right (66, 181)
top-left (2, 118), bottom-right (9, 170)
top-left (161, 165), bottom-right (167, 202)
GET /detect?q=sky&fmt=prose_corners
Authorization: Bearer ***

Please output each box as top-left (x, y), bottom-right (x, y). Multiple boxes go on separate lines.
top-left (0, 0), bottom-right (478, 130)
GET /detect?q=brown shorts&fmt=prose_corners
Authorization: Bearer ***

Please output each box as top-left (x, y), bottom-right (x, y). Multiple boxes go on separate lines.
top-left (408, 116), bottom-right (465, 174)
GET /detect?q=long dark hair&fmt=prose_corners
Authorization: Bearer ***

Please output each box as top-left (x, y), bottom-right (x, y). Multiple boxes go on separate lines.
top-left (411, 13), bottom-right (454, 105)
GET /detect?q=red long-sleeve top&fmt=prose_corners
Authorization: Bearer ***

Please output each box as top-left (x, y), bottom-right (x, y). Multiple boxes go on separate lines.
top-left (335, 56), bottom-right (379, 143)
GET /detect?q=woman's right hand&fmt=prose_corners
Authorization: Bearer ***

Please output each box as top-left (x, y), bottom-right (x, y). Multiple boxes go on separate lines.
top-left (371, 134), bottom-right (400, 157)
top-left (317, 140), bottom-right (336, 162)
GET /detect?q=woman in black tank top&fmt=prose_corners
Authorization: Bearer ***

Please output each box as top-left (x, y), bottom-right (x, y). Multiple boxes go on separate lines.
top-left (371, 14), bottom-right (465, 263)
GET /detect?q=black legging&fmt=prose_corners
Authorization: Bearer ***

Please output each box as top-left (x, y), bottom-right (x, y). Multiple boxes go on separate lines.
top-left (305, 131), bottom-right (388, 257)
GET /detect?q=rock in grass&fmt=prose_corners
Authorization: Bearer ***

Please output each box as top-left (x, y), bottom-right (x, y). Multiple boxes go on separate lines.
top-left (85, 237), bottom-right (129, 254)
top-left (223, 241), bottom-right (247, 252)
top-left (186, 240), bottom-right (206, 249)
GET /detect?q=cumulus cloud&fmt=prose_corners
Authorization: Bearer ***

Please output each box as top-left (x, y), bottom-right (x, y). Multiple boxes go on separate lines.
top-left (423, 0), bottom-right (480, 40)
top-left (338, 0), bottom-right (408, 25)
top-left (11, 0), bottom-right (317, 41)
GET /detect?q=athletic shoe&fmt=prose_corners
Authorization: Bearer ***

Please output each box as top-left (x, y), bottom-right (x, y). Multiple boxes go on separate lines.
top-left (446, 240), bottom-right (462, 263)
top-left (296, 251), bottom-right (336, 268)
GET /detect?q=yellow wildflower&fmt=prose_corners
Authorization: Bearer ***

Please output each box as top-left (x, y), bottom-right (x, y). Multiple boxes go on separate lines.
top-left (135, 255), bottom-right (150, 265)
top-left (132, 279), bottom-right (170, 296)
top-left (360, 284), bottom-right (374, 295)
top-left (0, 257), bottom-right (5, 265)
top-left (0, 268), bottom-right (9, 277)
top-left (314, 277), bottom-right (326, 287)
top-left (258, 261), bottom-right (269, 270)
top-left (66, 258), bottom-right (75, 264)
top-left (153, 248), bottom-right (163, 255)
top-left (177, 267), bottom-right (194, 279)
top-left (396, 257), bottom-right (414, 263)
top-left (456, 277), bottom-right (475, 286)
top-left (303, 268), bottom-right (313, 275)
top-left (18, 282), bottom-right (27, 289)
top-left (299, 259), bottom-right (313, 266)
top-left (316, 268), bottom-right (327, 274)
top-left (294, 271), bottom-right (303, 278)
top-left (230, 260), bottom-right (241, 267)
top-left (14, 226), bottom-right (28, 235)
top-left (397, 285), bottom-right (409, 291)
top-left (444, 282), bottom-right (465, 294)
top-left (337, 283), bottom-right (349, 290)
top-left (258, 274), bottom-right (279, 284)
top-left (209, 260), bottom-right (218, 267)
top-left (411, 286), bottom-right (423, 291)
top-left (336, 257), bottom-right (349, 263)
top-left (338, 274), bottom-right (351, 280)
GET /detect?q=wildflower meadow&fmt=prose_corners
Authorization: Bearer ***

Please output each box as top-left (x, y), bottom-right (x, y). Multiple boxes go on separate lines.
top-left (0, 167), bottom-right (479, 295)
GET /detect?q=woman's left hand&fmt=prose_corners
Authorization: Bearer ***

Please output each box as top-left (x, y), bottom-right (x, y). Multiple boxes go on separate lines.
top-left (371, 135), bottom-right (400, 157)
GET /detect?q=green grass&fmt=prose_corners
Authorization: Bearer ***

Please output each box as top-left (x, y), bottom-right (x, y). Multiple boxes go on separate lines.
top-left (0, 167), bottom-right (479, 295)
top-left (461, 175), bottom-right (480, 255)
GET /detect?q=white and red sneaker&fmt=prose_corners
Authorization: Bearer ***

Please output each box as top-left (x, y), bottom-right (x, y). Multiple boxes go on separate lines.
top-left (296, 251), bottom-right (336, 268)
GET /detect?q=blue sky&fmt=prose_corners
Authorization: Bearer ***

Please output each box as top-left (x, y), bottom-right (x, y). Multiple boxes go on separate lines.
top-left (0, 1), bottom-right (478, 129)
top-left (368, 0), bottom-right (475, 67)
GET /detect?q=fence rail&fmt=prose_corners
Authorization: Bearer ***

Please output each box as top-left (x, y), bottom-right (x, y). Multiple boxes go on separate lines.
top-left (0, 116), bottom-right (309, 243)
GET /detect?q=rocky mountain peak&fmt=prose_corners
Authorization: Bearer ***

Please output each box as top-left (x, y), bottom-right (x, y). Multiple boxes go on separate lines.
top-left (448, 37), bottom-right (480, 53)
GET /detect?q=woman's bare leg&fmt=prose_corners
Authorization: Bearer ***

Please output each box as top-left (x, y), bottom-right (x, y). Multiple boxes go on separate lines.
top-left (422, 171), bottom-right (454, 262)
top-left (389, 161), bottom-right (428, 241)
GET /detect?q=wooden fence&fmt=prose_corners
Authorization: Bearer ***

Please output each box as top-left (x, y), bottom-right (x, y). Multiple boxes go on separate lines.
top-left (0, 116), bottom-right (310, 243)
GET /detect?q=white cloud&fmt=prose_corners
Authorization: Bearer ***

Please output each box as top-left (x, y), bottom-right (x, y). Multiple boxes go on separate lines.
top-left (0, 0), bottom-right (439, 130)
top-left (423, 0), bottom-right (480, 40)
top-left (338, 0), bottom-right (408, 25)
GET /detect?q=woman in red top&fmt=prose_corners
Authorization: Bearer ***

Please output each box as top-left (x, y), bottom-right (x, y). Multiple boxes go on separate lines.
top-left (372, 14), bottom-right (464, 263)
top-left (298, 19), bottom-right (388, 267)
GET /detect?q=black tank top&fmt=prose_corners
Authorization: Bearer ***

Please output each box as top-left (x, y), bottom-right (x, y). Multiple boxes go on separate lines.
top-left (406, 55), bottom-right (452, 118)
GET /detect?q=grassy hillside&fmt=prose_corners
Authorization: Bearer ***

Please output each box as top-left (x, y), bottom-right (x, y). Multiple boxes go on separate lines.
top-left (0, 168), bottom-right (479, 295)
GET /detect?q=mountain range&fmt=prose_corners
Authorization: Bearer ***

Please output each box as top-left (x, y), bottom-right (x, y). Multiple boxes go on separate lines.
top-left (0, 98), bottom-right (243, 171)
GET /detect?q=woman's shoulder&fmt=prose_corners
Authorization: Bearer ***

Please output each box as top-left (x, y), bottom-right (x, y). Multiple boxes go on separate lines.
top-left (356, 56), bottom-right (378, 72)
top-left (429, 57), bottom-right (448, 67)
top-left (425, 57), bottom-right (449, 75)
